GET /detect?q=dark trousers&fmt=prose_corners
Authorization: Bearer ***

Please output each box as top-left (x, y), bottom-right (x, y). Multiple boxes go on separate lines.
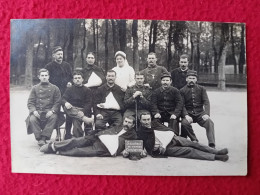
top-left (65, 116), bottom-right (73, 135)
top-left (95, 109), bottom-right (122, 131)
top-left (166, 136), bottom-right (217, 161)
top-left (155, 112), bottom-right (179, 135)
top-left (54, 136), bottom-right (110, 157)
top-left (64, 106), bottom-right (93, 137)
top-left (181, 113), bottom-right (215, 147)
top-left (29, 114), bottom-right (57, 140)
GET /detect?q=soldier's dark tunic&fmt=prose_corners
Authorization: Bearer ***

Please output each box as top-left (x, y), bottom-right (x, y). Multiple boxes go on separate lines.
top-left (151, 86), bottom-right (183, 135)
top-left (171, 68), bottom-right (190, 90)
top-left (45, 61), bottom-right (72, 95)
top-left (52, 125), bottom-right (137, 157)
top-left (27, 82), bottom-right (61, 140)
top-left (140, 65), bottom-right (168, 90)
top-left (124, 84), bottom-right (152, 117)
top-left (180, 84), bottom-right (215, 147)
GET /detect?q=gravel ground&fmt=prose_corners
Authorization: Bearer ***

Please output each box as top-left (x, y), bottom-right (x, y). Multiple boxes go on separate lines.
top-left (10, 88), bottom-right (247, 176)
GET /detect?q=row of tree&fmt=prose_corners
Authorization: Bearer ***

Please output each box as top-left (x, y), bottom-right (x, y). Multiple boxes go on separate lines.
top-left (10, 19), bottom-right (246, 88)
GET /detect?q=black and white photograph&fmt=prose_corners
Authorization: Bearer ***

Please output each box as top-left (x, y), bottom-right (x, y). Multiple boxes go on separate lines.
top-left (10, 18), bottom-right (247, 176)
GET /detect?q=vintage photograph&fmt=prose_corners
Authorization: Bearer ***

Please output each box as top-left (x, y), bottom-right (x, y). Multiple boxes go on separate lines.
top-left (10, 19), bottom-right (247, 176)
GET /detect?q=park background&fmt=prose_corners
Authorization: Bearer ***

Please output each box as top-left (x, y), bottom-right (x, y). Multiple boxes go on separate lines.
top-left (1, 0), bottom-right (260, 194)
top-left (10, 19), bottom-right (246, 89)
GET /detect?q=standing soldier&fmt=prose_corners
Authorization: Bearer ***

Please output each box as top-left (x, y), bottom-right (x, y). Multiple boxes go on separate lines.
top-left (45, 46), bottom-right (73, 139)
top-left (171, 54), bottom-right (190, 90)
top-left (140, 52), bottom-right (168, 90)
top-left (81, 52), bottom-right (106, 134)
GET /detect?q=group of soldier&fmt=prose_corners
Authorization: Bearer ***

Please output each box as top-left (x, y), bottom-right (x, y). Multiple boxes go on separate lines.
top-left (26, 46), bottom-right (229, 162)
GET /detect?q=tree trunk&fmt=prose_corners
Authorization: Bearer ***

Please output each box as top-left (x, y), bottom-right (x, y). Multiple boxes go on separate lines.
top-left (132, 20), bottom-right (139, 71)
top-left (67, 20), bottom-right (75, 69)
top-left (212, 23), bottom-right (218, 73)
top-left (25, 33), bottom-right (34, 88)
top-left (218, 43), bottom-right (228, 90)
top-left (167, 21), bottom-right (173, 70)
top-left (231, 24), bottom-right (237, 74)
top-left (111, 19), bottom-right (120, 53)
top-left (96, 19), bottom-right (99, 65)
top-left (118, 19), bottom-right (127, 52)
top-left (239, 24), bottom-right (245, 74)
top-left (81, 19), bottom-right (87, 67)
top-left (190, 33), bottom-right (195, 70)
top-left (196, 22), bottom-right (201, 72)
top-left (92, 19), bottom-right (96, 53)
top-left (149, 20), bottom-right (157, 52)
top-left (218, 23), bottom-right (230, 90)
top-left (105, 20), bottom-right (109, 72)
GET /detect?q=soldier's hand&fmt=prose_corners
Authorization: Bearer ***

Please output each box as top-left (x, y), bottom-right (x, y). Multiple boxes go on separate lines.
top-left (133, 91), bottom-right (142, 98)
top-left (97, 103), bottom-right (105, 108)
top-left (144, 83), bottom-right (151, 88)
top-left (185, 115), bottom-right (193, 123)
top-left (122, 149), bottom-right (130, 158)
top-left (78, 111), bottom-right (84, 118)
top-left (65, 102), bottom-right (72, 109)
top-left (33, 111), bottom-right (40, 119)
top-left (67, 82), bottom-right (72, 87)
top-left (202, 114), bottom-right (210, 121)
top-left (154, 113), bottom-right (161, 118)
top-left (46, 111), bottom-right (53, 118)
top-left (159, 146), bottom-right (166, 154)
top-left (96, 114), bottom-right (103, 120)
top-left (121, 87), bottom-right (127, 92)
top-left (170, 114), bottom-right (177, 119)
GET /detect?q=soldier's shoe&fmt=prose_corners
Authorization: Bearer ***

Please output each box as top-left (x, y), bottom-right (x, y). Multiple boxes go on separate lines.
top-left (209, 143), bottom-right (216, 149)
top-left (38, 140), bottom-right (46, 147)
top-left (64, 133), bottom-right (73, 140)
top-left (217, 148), bottom-right (228, 155)
top-left (215, 154), bottom-right (229, 162)
top-left (40, 143), bottom-right (55, 154)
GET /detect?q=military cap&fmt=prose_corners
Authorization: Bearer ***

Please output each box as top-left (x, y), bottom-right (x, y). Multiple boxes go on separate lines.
top-left (186, 70), bottom-right (197, 77)
top-left (161, 72), bottom-right (171, 80)
top-left (52, 46), bottom-right (63, 54)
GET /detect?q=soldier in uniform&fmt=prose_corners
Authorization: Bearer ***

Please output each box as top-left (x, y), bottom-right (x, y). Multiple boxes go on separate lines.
top-left (81, 52), bottom-right (106, 134)
top-left (45, 46), bottom-right (73, 139)
top-left (124, 72), bottom-right (152, 119)
top-left (94, 70), bottom-right (125, 131)
top-left (39, 116), bottom-right (137, 157)
top-left (151, 73), bottom-right (183, 135)
top-left (62, 71), bottom-right (93, 138)
top-left (140, 52), bottom-right (168, 90)
top-left (137, 112), bottom-right (229, 162)
top-left (26, 69), bottom-right (61, 146)
top-left (171, 54), bottom-right (191, 89)
top-left (180, 70), bottom-right (216, 148)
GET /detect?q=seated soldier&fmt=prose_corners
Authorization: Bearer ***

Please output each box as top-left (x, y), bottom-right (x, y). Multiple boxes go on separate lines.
top-left (124, 72), bottom-right (152, 119)
top-left (39, 116), bottom-right (137, 157)
top-left (62, 71), bottom-right (93, 138)
top-left (94, 70), bottom-right (125, 131)
top-left (26, 69), bottom-right (61, 147)
top-left (151, 73), bottom-right (183, 135)
top-left (137, 113), bottom-right (229, 162)
top-left (180, 70), bottom-right (215, 148)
